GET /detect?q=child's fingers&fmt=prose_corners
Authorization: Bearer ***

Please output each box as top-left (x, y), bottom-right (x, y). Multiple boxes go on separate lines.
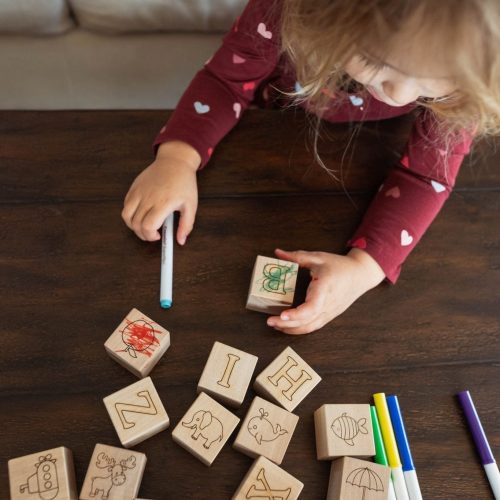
top-left (121, 193), bottom-right (141, 230)
top-left (272, 316), bottom-right (326, 335)
top-left (177, 201), bottom-right (197, 245)
top-left (130, 203), bottom-right (155, 241)
top-left (274, 248), bottom-right (323, 269)
top-left (141, 206), bottom-right (173, 241)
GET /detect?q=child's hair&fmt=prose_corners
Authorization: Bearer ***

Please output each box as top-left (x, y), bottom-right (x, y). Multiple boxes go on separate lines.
top-left (278, 0), bottom-right (500, 172)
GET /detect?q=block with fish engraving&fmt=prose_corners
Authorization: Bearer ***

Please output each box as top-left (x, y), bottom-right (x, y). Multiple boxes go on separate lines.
top-left (233, 396), bottom-right (299, 464)
top-left (314, 404), bottom-right (375, 460)
top-left (104, 308), bottom-right (171, 378)
top-left (327, 456), bottom-right (390, 500)
top-left (246, 256), bottom-right (298, 314)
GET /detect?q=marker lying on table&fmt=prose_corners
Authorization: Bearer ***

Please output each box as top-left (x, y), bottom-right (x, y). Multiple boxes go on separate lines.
top-left (160, 212), bottom-right (174, 308)
top-left (373, 392), bottom-right (410, 500)
top-left (457, 390), bottom-right (500, 499)
top-left (387, 395), bottom-right (423, 500)
top-left (371, 405), bottom-right (397, 500)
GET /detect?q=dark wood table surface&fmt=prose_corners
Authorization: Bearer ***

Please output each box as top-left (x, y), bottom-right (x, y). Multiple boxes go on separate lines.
top-left (1, 110), bottom-right (499, 499)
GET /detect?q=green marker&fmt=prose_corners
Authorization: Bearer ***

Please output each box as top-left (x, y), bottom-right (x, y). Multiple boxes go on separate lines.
top-left (371, 405), bottom-right (397, 500)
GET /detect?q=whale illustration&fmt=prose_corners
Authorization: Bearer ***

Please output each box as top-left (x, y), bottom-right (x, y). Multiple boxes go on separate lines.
top-left (247, 408), bottom-right (288, 444)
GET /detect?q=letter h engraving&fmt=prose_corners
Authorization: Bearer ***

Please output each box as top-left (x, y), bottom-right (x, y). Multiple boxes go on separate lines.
top-left (267, 356), bottom-right (312, 402)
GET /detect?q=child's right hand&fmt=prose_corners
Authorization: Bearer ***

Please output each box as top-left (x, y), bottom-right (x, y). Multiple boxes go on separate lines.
top-left (122, 141), bottom-right (201, 244)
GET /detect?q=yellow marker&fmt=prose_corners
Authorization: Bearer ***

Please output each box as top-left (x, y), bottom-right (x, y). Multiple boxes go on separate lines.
top-left (373, 393), bottom-right (409, 500)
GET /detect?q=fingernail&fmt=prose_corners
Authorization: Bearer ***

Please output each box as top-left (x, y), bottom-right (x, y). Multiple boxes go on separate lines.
top-left (180, 236), bottom-right (186, 245)
top-left (281, 314), bottom-right (289, 321)
top-left (267, 320), bottom-right (275, 327)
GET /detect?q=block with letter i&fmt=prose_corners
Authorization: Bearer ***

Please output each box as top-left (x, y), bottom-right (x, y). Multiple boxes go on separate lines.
top-left (8, 446), bottom-right (78, 500)
top-left (327, 456), bottom-right (390, 500)
top-left (172, 392), bottom-right (240, 466)
top-left (103, 376), bottom-right (170, 448)
top-left (315, 404), bottom-right (375, 460)
top-left (254, 346), bottom-right (321, 412)
top-left (233, 396), bottom-right (299, 465)
top-left (232, 456), bottom-right (304, 500)
top-left (80, 444), bottom-right (146, 500)
top-left (246, 255), bottom-right (298, 314)
top-left (104, 308), bottom-right (171, 378)
top-left (197, 341), bottom-right (258, 407)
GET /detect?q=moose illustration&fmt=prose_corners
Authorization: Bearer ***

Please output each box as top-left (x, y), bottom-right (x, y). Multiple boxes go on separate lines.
top-left (89, 451), bottom-right (136, 499)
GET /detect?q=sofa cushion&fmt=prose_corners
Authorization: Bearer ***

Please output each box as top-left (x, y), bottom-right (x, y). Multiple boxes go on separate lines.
top-left (0, 0), bottom-right (73, 35)
top-left (69, 0), bottom-right (247, 34)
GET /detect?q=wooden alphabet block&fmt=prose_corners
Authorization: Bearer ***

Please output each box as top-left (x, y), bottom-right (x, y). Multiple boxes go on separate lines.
top-left (197, 341), bottom-right (258, 407)
top-left (8, 446), bottom-right (77, 500)
top-left (233, 396), bottom-right (299, 464)
top-left (315, 404), bottom-right (375, 460)
top-left (246, 255), bottom-right (298, 314)
top-left (104, 308), bottom-right (171, 378)
top-left (103, 376), bottom-right (170, 448)
top-left (171, 392), bottom-right (240, 466)
top-left (254, 346), bottom-right (321, 412)
top-left (327, 456), bottom-right (390, 500)
top-left (232, 456), bottom-right (304, 500)
top-left (80, 444), bottom-right (146, 500)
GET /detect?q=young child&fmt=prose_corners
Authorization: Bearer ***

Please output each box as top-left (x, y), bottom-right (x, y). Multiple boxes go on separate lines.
top-left (122, 0), bottom-right (500, 334)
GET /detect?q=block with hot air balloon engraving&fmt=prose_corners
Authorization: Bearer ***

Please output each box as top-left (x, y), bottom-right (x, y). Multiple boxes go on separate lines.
top-left (233, 396), bottom-right (299, 464)
top-left (314, 404), bottom-right (375, 460)
top-left (326, 456), bottom-right (390, 500)
top-left (104, 308), bottom-right (171, 378)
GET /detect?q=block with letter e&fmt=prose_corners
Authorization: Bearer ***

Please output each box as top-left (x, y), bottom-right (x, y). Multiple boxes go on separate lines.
top-left (254, 346), bottom-right (321, 412)
top-left (103, 376), bottom-right (169, 448)
top-left (246, 255), bottom-right (298, 314)
top-left (197, 341), bottom-right (258, 407)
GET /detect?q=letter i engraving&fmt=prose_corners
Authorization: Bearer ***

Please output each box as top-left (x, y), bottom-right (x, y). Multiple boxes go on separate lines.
top-left (217, 353), bottom-right (241, 388)
top-left (267, 356), bottom-right (312, 401)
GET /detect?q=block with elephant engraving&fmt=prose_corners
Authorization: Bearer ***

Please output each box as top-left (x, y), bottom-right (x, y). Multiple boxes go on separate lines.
top-left (172, 392), bottom-right (240, 466)
top-left (246, 255), bottom-right (298, 314)
top-left (254, 346), bottom-right (321, 412)
top-left (8, 446), bottom-right (78, 500)
top-left (104, 308), bottom-right (171, 378)
top-left (232, 456), bottom-right (304, 500)
top-left (314, 404), bottom-right (375, 460)
top-left (80, 444), bottom-right (146, 500)
top-left (197, 341), bottom-right (258, 407)
top-left (233, 396), bottom-right (299, 464)
top-left (103, 376), bottom-right (170, 448)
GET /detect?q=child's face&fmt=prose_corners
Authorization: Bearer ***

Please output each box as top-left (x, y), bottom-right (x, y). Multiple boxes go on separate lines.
top-left (344, 53), bottom-right (457, 107)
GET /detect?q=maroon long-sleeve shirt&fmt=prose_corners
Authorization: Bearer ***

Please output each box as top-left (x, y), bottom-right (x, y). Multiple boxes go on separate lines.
top-left (155, 0), bottom-right (473, 283)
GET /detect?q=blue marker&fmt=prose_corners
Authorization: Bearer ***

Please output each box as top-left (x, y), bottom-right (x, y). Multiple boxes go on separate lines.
top-left (160, 212), bottom-right (174, 308)
top-left (387, 395), bottom-right (422, 500)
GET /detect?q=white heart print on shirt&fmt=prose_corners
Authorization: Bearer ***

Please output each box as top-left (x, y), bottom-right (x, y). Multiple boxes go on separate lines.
top-left (349, 95), bottom-right (364, 106)
top-left (431, 180), bottom-right (446, 193)
top-left (401, 230), bottom-right (413, 247)
top-left (194, 101), bottom-right (210, 114)
top-left (233, 102), bottom-right (242, 119)
top-left (257, 22), bottom-right (272, 39)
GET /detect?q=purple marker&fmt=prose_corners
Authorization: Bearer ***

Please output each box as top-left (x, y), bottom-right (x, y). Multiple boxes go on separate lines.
top-left (457, 390), bottom-right (500, 499)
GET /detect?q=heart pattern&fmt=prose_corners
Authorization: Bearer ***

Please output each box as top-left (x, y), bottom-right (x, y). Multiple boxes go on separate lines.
top-left (232, 54), bottom-right (246, 64)
top-left (233, 102), bottom-right (242, 119)
top-left (207, 147), bottom-right (213, 157)
top-left (194, 101), bottom-right (210, 114)
top-left (257, 22), bottom-right (272, 39)
top-left (401, 230), bottom-right (413, 247)
top-left (160, 126), bottom-right (166, 134)
top-left (400, 155), bottom-right (410, 168)
top-left (352, 237), bottom-right (367, 249)
top-left (243, 82), bottom-right (256, 91)
top-left (385, 186), bottom-right (401, 198)
top-left (349, 95), bottom-right (364, 107)
top-left (431, 180), bottom-right (446, 193)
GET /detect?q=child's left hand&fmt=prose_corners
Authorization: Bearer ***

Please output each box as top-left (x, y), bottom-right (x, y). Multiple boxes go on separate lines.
top-left (267, 247), bottom-right (385, 334)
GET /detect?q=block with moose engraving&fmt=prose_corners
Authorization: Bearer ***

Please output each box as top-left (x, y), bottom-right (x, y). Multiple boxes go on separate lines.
top-left (233, 396), bottom-right (299, 464)
top-left (172, 392), bottom-right (240, 466)
top-left (80, 444), bottom-right (146, 500)
top-left (197, 341), bottom-right (258, 407)
top-left (326, 456), bottom-right (390, 500)
top-left (103, 376), bottom-right (170, 448)
top-left (254, 346), bottom-right (321, 412)
top-left (104, 308), bottom-right (171, 378)
top-left (232, 456), bottom-right (304, 500)
top-left (315, 404), bottom-right (375, 460)
top-left (246, 255), bottom-right (298, 314)
top-left (8, 446), bottom-right (77, 500)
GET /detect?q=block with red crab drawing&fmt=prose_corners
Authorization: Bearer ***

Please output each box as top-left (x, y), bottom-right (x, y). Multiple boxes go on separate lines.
top-left (104, 308), bottom-right (170, 378)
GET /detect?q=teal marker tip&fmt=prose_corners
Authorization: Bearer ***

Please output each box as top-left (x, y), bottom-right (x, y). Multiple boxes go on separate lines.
top-left (160, 299), bottom-right (172, 309)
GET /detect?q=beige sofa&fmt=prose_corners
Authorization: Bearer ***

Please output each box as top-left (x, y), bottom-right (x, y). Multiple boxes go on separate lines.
top-left (0, 0), bottom-right (247, 109)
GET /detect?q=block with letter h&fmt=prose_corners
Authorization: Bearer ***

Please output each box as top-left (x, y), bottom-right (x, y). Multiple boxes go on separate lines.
top-left (254, 346), bottom-right (321, 412)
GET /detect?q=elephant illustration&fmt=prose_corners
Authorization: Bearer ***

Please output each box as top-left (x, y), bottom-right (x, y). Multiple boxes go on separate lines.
top-left (247, 408), bottom-right (288, 444)
top-left (182, 409), bottom-right (224, 449)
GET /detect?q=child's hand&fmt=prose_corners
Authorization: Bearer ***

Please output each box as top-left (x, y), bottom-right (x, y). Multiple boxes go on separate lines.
top-left (267, 247), bottom-right (385, 335)
top-left (122, 141), bottom-right (201, 243)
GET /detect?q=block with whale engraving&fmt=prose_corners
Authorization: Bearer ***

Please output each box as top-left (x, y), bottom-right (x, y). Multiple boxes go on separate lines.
top-left (314, 404), bottom-right (375, 460)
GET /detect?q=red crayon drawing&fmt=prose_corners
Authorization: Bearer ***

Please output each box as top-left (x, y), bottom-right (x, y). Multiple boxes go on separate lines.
top-left (116, 318), bottom-right (163, 358)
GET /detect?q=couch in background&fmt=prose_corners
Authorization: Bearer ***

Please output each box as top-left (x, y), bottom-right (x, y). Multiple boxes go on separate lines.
top-left (0, 0), bottom-right (247, 109)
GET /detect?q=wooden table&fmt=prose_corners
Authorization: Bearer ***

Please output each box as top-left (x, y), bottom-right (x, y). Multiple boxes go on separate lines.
top-left (1, 110), bottom-right (499, 499)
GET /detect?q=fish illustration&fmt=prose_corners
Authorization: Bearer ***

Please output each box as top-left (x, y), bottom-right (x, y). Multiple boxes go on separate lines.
top-left (330, 412), bottom-right (368, 446)
top-left (247, 408), bottom-right (288, 445)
